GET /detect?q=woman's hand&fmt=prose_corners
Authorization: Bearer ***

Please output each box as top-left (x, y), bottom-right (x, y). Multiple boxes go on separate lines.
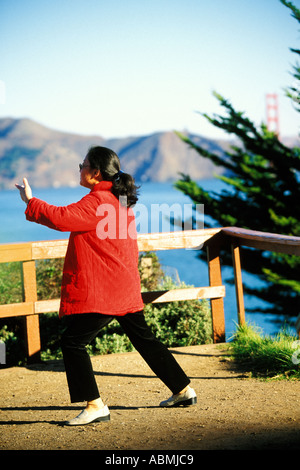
top-left (15, 177), bottom-right (33, 204)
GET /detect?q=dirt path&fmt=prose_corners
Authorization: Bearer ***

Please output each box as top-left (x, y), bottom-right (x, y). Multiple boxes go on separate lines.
top-left (0, 343), bottom-right (300, 452)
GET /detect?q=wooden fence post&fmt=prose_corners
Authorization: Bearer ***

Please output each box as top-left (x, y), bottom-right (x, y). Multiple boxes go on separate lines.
top-left (207, 237), bottom-right (226, 343)
top-left (21, 260), bottom-right (41, 363)
top-left (231, 241), bottom-right (245, 326)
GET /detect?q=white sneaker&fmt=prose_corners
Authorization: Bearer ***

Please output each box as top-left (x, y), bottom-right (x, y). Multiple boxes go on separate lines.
top-left (65, 405), bottom-right (110, 426)
top-left (160, 387), bottom-right (197, 407)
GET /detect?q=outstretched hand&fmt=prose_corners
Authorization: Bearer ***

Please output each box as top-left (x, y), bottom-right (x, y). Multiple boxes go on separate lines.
top-left (15, 178), bottom-right (33, 204)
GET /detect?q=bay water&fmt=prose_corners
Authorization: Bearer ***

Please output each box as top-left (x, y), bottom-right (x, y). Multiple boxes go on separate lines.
top-left (0, 179), bottom-right (293, 338)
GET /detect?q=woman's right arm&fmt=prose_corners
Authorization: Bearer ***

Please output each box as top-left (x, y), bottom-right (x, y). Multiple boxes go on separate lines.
top-left (25, 195), bottom-right (100, 232)
top-left (16, 177), bottom-right (100, 233)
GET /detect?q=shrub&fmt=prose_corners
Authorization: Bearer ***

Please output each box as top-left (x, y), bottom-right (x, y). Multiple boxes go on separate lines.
top-left (143, 277), bottom-right (212, 348)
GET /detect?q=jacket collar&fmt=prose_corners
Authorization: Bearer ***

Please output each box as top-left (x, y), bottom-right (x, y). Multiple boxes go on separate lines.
top-left (91, 181), bottom-right (113, 192)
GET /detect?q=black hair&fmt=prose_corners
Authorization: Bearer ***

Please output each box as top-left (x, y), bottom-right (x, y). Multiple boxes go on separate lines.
top-left (86, 146), bottom-right (139, 207)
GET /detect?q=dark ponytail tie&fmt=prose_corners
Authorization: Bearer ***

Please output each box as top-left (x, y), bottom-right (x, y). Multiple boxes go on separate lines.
top-left (114, 170), bottom-right (124, 182)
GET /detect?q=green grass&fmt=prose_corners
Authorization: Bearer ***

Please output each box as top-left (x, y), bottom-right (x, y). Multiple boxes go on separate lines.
top-left (227, 322), bottom-right (300, 380)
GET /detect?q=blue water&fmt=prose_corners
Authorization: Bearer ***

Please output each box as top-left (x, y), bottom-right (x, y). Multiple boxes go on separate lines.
top-left (0, 180), bottom-right (294, 339)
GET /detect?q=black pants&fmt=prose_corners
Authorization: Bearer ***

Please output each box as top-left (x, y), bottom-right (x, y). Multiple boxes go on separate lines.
top-left (61, 312), bottom-right (190, 403)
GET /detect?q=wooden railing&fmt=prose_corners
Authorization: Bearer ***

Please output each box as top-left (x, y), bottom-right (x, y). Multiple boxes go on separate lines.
top-left (0, 227), bottom-right (299, 363)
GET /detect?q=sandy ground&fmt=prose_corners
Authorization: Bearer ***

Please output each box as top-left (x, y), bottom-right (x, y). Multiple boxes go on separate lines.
top-left (0, 343), bottom-right (300, 453)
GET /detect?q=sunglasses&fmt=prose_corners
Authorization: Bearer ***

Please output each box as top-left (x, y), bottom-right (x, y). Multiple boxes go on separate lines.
top-left (79, 163), bottom-right (91, 171)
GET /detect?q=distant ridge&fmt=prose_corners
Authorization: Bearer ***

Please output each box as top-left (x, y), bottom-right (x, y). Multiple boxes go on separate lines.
top-left (0, 117), bottom-right (298, 189)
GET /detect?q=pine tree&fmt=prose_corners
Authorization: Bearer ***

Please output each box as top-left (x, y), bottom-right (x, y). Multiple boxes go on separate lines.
top-left (175, 0), bottom-right (300, 317)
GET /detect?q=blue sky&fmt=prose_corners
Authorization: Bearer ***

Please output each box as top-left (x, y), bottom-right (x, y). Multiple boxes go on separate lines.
top-left (0, 0), bottom-right (299, 139)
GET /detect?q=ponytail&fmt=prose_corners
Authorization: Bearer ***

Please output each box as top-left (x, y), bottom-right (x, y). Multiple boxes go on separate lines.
top-left (86, 146), bottom-right (139, 207)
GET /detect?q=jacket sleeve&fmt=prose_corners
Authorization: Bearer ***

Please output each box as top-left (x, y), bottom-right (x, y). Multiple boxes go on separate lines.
top-left (25, 194), bottom-right (100, 232)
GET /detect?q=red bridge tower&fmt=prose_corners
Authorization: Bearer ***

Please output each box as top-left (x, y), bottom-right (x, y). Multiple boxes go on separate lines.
top-left (266, 93), bottom-right (280, 136)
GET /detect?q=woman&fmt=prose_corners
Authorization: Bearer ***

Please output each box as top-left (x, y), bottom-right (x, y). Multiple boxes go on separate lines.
top-left (16, 146), bottom-right (196, 426)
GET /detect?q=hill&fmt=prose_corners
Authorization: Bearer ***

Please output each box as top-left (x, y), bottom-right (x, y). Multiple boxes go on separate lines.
top-left (0, 117), bottom-right (230, 189)
top-left (0, 118), bottom-right (298, 189)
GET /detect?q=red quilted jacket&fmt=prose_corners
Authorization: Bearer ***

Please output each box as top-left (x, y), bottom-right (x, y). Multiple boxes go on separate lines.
top-left (25, 181), bottom-right (144, 317)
